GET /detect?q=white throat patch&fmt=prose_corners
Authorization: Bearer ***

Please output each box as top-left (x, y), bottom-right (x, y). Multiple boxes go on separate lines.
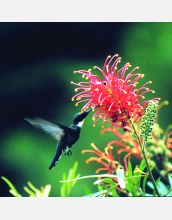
top-left (77, 120), bottom-right (84, 128)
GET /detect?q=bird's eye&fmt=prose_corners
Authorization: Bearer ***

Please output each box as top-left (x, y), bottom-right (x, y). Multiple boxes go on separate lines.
top-left (103, 82), bottom-right (107, 85)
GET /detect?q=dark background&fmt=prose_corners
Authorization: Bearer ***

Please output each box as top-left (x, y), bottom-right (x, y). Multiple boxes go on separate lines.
top-left (0, 22), bottom-right (172, 196)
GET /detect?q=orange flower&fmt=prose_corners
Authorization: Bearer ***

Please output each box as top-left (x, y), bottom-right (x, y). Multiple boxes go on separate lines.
top-left (82, 143), bottom-right (118, 174)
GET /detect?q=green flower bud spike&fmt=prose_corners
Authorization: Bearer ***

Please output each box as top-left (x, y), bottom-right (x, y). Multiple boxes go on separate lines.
top-left (130, 100), bottom-right (160, 196)
top-left (140, 101), bottom-right (159, 142)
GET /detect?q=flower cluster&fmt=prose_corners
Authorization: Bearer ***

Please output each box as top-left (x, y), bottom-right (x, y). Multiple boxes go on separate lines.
top-left (82, 127), bottom-right (142, 173)
top-left (82, 120), bottom-right (172, 179)
top-left (82, 143), bottom-right (118, 174)
top-left (82, 143), bottom-right (126, 192)
top-left (71, 54), bottom-right (159, 129)
top-left (101, 127), bottom-right (142, 167)
top-left (140, 100), bottom-right (159, 141)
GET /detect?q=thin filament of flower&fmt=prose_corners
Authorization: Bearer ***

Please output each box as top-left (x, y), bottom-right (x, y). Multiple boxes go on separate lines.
top-left (111, 57), bottom-right (121, 70)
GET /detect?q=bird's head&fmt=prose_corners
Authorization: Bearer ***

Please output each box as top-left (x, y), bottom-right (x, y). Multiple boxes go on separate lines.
top-left (72, 108), bottom-right (92, 126)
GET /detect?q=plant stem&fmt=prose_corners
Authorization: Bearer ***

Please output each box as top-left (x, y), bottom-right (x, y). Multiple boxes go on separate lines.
top-left (130, 119), bottom-right (160, 197)
top-left (60, 174), bottom-right (118, 182)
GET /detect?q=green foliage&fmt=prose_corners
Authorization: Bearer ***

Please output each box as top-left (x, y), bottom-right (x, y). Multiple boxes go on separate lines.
top-left (23, 182), bottom-right (51, 197)
top-left (59, 160), bottom-right (158, 197)
top-left (75, 160), bottom-right (151, 197)
top-left (94, 177), bottom-right (119, 197)
top-left (125, 160), bottom-right (148, 196)
top-left (147, 175), bottom-right (172, 197)
top-left (60, 173), bottom-right (119, 197)
top-left (1, 162), bottom-right (81, 197)
top-left (1, 176), bottom-right (22, 197)
top-left (84, 189), bottom-right (108, 197)
top-left (60, 161), bottom-right (80, 197)
top-left (140, 101), bottom-right (159, 141)
top-left (1, 176), bottom-right (51, 197)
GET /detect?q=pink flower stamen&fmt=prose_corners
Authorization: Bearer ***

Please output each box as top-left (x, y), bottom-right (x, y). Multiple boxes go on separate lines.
top-left (71, 54), bottom-right (159, 129)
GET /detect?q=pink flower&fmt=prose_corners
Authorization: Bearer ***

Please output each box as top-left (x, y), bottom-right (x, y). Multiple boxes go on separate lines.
top-left (71, 54), bottom-right (159, 129)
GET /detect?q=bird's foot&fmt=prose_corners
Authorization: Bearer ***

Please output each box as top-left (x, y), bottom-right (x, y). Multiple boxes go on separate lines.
top-left (64, 147), bottom-right (72, 156)
top-left (67, 149), bottom-right (72, 156)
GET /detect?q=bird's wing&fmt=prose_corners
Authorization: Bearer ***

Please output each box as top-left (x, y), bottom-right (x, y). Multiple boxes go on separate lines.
top-left (25, 117), bottom-right (68, 141)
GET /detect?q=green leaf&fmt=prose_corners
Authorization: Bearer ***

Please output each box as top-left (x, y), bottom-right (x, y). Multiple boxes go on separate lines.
top-left (168, 175), bottom-right (172, 188)
top-left (125, 162), bottom-right (137, 196)
top-left (84, 190), bottom-right (108, 197)
top-left (1, 176), bottom-right (22, 197)
top-left (127, 161), bottom-right (133, 177)
top-left (67, 161), bottom-right (80, 195)
top-left (100, 178), bottom-right (115, 185)
top-left (147, 178), bottom-right (161, 196)
top-left (139, 159), bottom-right (146, 172)
top-left (156, 179), bottom-right (168, 196)
top-left (133, 160), bottom-right (147, 190)
top-left (40, 185), bottom-right (51, 197)
top-left (60, 173), bottom-right (67, 197)
top-left (60, 161), bottom-right (80, 197)
top-left (2, 176), bottom-right (51, 197)
top-left (23, 186), bottom-right (35, 196)
top-left (108, 185), bottom-right (119, 197)
top-left (27, 182), bottom-right (38, 193)
top-left (142, 164), bottom-right (154, 195)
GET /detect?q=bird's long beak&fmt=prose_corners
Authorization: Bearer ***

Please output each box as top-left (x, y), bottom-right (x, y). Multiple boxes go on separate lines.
top-left (76, 108), bottom-right (92, 123)
top-left (85, 108), bottom-right (92, 113)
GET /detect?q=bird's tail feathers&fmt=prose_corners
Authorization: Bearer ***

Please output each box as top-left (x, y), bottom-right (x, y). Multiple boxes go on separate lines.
top-left (49, 148), bottom-right (62, 170)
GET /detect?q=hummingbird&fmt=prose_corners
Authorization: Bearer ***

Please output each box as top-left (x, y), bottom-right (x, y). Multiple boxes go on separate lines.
top-left (25, 108), bottom-right (92, 170)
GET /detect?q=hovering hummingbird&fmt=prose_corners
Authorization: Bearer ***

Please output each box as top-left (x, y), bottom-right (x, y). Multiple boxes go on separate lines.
top-left (25, 108), bottom-right (92, 170)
